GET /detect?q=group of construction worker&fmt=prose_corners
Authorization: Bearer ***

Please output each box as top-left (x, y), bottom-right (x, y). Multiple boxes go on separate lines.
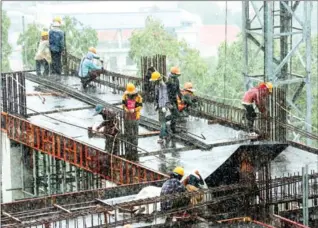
top-left (160, 166), bottom-right (205, 218)
top-left (35, 17), bottom-right (65, 77)
top-left (149, 66), bottom-right (197, 143)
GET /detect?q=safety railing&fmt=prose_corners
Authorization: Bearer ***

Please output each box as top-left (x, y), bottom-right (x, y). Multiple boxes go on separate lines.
top-left (272, 214), bottom-right (310, 228)
top-left (1, 112), bottom-right (168, 185)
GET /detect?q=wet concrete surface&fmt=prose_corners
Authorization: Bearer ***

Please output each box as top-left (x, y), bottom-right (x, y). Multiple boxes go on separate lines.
top-left (24, 76), bottom-right (318, 178)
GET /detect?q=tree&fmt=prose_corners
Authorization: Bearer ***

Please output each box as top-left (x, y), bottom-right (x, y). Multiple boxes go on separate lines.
top-left (129, 17), bottom-right (208, 88)
top-left (17, 16), bottom-right (98, 69)
top-left (2, 10), bottom-right (12, 72)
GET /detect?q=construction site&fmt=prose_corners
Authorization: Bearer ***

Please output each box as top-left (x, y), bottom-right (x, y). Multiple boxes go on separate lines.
top-left (1, 1), bottom-right (318, 227)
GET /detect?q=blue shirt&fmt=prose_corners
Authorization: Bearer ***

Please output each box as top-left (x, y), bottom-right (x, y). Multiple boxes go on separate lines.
top-left (78, 52), bottom-right (102, 77)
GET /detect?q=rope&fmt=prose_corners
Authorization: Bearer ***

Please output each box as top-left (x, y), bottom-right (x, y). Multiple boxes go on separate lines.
top-left (223, 1), bottom-right (228, 104)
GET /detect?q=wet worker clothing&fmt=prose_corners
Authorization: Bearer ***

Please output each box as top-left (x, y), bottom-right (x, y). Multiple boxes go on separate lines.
top-left (78, 52), bottom-right (103, 89)
top-left (49, 26), bottom-right (65, 75)
top-left (35, 40), bottom-right (51, 77)
top-left (154, 81), bottom-right (169, 139)
top-left (242, 85), bottom-right (270, 132)
top-left (182, 171), bottom-right (204, 189)
top-left (177, 90), bottom-right (197, 113)
top-left (122, 93), bottom-right (143, 162)
top-left (160, 177), bottom-right (189, 211)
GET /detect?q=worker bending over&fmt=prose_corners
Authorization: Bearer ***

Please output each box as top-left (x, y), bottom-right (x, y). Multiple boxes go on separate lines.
top-left (49, 17), bottom-right (65, 76)
top-left (35, 31), bottom-right (51, 77)
top-left (166, 66), bottom-right (182, 134)
top-left (149, 71), bottom-right (169, 143)
top-left (122, 83), bottom-right (143, 162)
top-left (93, 104), bottom-right (120, 154)
top-left (160, 167), bottom-right (190, 218)
top-left (177, 82), bottom-right (198, 116)
top-left (242, 82), bottom-right (272, 136)
top-left (78, 47), bottom-right (104, 89)
top-left (182, 170), bottom-right (205, 206)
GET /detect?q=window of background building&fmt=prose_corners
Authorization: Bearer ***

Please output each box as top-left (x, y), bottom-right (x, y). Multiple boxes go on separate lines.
top-left (126, 56), bottom-right (134, 66)
top-left (109, 57), bottom-right (118, 70)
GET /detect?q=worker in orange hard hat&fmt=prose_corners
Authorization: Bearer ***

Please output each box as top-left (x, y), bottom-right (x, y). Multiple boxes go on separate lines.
top-left (35, 31), bottom-right (51, 77)
top-left (177, 82), bottom-right (198, 115)
top-left (49, 16), bottom-right (65, 76)
top-left (242, 82), bottom-right (273, 136)
top-left (166, 66), bottom-right (182, 134)
top-left (122, 83), bottom-right (143, 162)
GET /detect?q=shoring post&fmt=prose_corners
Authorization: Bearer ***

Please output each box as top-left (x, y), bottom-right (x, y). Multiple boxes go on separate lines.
top-left (242, 0), bottom-right (250, 91)
top-left (302, 165), bottom-right (309, 226)
top-left (263, 1), bottom-right (274, 82)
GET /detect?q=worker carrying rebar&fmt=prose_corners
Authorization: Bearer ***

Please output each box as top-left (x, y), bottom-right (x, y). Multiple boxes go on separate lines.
top-left (166, 66), bottom-right (182, 134)
top-left (49, 17), bottom-right (65, 76)
top-left (177, 82), bottom-right (198, 116)
top-left (242, 82), bottom-right (273, 136)
top-left (78, 47), bottom-right (105, 89)
top-left (182, 170), bottom-right (205, 206)
top-left (122, 83), bottom-right (143, 162)
top-left (149, 71), bottom-right (169, 144)
top-left (93, 104), bottom-right (120, 155)
top-left (160, 167), bottom-right (190, 218)
top-left (35, 31), bottom-right (51, 77)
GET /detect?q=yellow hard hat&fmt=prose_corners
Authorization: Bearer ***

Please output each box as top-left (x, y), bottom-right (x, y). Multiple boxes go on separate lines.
top-left (173, 166), bottom-right (184, 176)
top-left (150, 71), bottom-right (161, 81)
top-left (170, 66), bottom-right (181, 75)
top-left (126, 83), bottom-right (136, 94)
top-left (53, 16), bottom-right (62, 24)
top-left (41, 31), bottom-right (49, 37)
top-left (265, 82), bottom-right (273, 93)
top-left (88, 47), bottom-right (97, 54)
top-left (184, 82), bottom-right (195, 92)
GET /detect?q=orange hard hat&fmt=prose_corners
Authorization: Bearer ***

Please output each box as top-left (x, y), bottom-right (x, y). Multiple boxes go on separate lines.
top-left (88, 47), bottom-right (97, 54)
top-left (170, 66), bottom-right (181, 75)
top-left (184, 82), bottom-right (195, 92)
top-left (126, 83), bottom-right (136, 94)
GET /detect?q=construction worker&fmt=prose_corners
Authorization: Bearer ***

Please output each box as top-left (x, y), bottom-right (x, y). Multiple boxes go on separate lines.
top-left (122, 83), bottom-right (143, 162)
top-left (177, 82), bottom-right (198, 115)
top-left (182, 170), bottom-right (205, 206)
top-left (78, 47), bottom-right (105, 89)
top-left (49, 17), bottom-right (65, 76)
top-left (34, 31), bottom-right (51, 77)
top-left (144, 66), bottom-right (156, 102)
top-left (242, 82), bottom-right (273, 136)
top-left (93, 104), bottom-right (120, 155)
top-left (149, 71), bottom-right (169, 143)
top-left (160, 166), bottom-right (190, 217)
top-left (166, 66), bottom-right (182, 134)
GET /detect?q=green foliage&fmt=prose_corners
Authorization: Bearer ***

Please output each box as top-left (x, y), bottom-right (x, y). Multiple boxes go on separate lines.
top-left (17, 16), bottom-right (98, 69)
top-left (129, 17), bottom-right (208, 87)
top-left (1, 11), bottom-right (12, 72)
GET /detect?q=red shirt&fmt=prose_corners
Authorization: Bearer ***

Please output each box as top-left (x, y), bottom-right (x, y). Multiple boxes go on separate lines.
top-left (242, 85), bottom-right (269, 113)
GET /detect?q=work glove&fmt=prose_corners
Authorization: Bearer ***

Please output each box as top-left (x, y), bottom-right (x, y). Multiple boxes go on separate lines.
top-left (162, 107), bottom-right (167, 113)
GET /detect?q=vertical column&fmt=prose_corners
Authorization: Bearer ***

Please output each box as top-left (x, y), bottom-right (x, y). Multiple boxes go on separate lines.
top-left (242, 0), bottom-right (250, 90)
top-left (33, 150), bottom-right (39, 196)
top-left (263, 1), bottom-right (274, 82)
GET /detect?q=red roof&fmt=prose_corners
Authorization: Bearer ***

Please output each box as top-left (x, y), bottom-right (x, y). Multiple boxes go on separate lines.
top-left (198, 25), bottom-right (240, 46)
top-left (97, 29), bottom-right (136, 41)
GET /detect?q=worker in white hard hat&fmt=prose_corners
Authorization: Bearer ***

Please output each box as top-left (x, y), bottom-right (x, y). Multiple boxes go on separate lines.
top-left (34, 31), bottom-right (51, 76)
top-left (49, 16), bottom-right (65, 76)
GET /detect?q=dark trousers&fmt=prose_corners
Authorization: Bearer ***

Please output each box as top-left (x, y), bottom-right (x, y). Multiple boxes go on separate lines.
top-left (105, 135), bottom-right (120, 155)
top-left (243, 104), bottom-right (256, 132)
top-left (165, 102), bottom-right (179, 133)
top-left (36, 59), bottom-right (49, 76)
top-left (81, 69), bottom-right (104, 89)
top-left (51, 51), bottom-right (62, 75)
top-left (124, 120), bottom-right (139, 162)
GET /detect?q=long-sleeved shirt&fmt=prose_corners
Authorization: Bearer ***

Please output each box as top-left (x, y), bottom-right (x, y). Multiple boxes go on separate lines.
top-left (34, 40), bottom-right (51, 63)
top-left (160, 178), bottom-right (187, 211)
top-left (49, 27), bottom-right (65, 53)
top-left (122, 93), bottom-right (143, 120)
top-left (97, 108), bottom-right (119, 136)
top-left (78, 52), bottom-right (102, 77)
top-left (155, 82), bottom-right (169, 108)
top-left (166, 74), bottom-right (182, 105)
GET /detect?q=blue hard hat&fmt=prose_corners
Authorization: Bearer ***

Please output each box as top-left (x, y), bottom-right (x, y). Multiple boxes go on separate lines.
top-left (93, 104), bottom-right (103, 116)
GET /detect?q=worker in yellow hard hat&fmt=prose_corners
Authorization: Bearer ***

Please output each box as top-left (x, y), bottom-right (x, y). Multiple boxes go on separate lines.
top-left (149, 71), bottom-right (169, 143)
top-left (160, 166), bottom-right (191, 218)
top-left (122, 83), bottom-right (143, 162)
top-left (166, 66), bottom-right (182, 134)
top-left (34, 31), bottom-right (51, 76)
top-left (78, 47), bottom-right (105, 89)
top-left (49, 16), bottom-right (65, 76)
top-left (242, 81), bottom-right (273, 136)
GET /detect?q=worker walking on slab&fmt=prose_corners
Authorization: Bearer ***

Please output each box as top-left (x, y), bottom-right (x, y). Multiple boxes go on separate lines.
top-left (35, 31), bottom-right (51, 77)
top-left (122, 83), bottom-right (143, 162)
top-left (93, 104), bottom-right (120, 155)
top-left (177, 82), bottom-right (198, 116)
top-left (78, 47), bottom-right (105, 89)
top-left (149, 71), bottom-right (169, 143)
top-left (166, 66), bottom-right (182, 134)
top-left (49, 17), bottom-right (65, 76)
top-left (242, 82), bottom-right (273, 136)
